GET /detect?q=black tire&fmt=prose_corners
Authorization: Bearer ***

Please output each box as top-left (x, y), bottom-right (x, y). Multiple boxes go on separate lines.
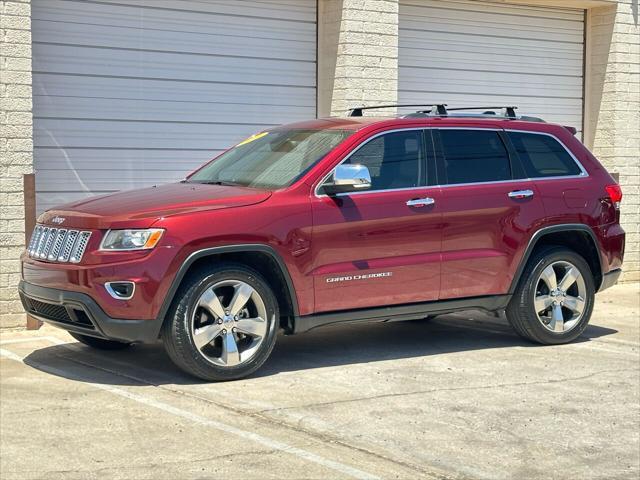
top-left (69, 332), bottom-right (132, 350)
top-left (161, 263), bottom-right (279, 382)
top-left (507, 246), bottom-right (595, 345)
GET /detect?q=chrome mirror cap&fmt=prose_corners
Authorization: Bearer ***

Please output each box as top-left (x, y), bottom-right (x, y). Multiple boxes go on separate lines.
top-left (323, 164), bottom-right (372, 195)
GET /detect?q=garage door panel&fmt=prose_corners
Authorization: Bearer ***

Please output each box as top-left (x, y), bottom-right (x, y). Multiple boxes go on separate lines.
top-left (32, 22), bottom-right (315, 63)
top-left (401, 7), bottom-right (583, 44)
top-left (401, 68), bottom-right (582, 98)
top-left (33, 0), bottom-right (315, 29)
top-left (33, 44), bottom-right (315, 87)
top-left (33, 96), bottom-right (314, 124)
top-left (32, 0), bottom-right (317, 212)
top-left (400, 50), bottom-right (583, 78)
top-left (399, 0), bottom-right (584, 133)
top-left (402, 0), bottom-right (583, 24)
top-left (400, 33), bottom-right (583, 57)
top-left (400, 36), bottom-right (583, 74)
top-left (33, 149), bottom-right (218, 174)
top-left (34, 148), bottom-right (218, 205)
top-left (34, 119), bottom-right (263, 150)
top-left (36, 169), bottom-right (193, 193)
top-left (93, 0), bottom-right (316, 22)
top-left (32, 74), bottom-right (315, 108)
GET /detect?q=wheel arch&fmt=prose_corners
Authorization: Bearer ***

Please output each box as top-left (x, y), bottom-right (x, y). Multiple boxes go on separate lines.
top-left (157, 244), bottom-right (299, 333)
top-left (509, 224), bottom-right (604, 294)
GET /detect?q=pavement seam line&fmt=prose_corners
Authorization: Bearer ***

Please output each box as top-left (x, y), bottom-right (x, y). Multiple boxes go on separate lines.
top-left (0, 346), bottom-right (380, 480)
top-left (258, 367), bottom-right (639, 414)
top-left (52, 343), bottom-right (443, 479)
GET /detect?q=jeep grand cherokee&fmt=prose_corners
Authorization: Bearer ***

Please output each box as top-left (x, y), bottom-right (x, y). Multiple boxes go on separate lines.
top-left (19, 105), bottom-right (625, 381)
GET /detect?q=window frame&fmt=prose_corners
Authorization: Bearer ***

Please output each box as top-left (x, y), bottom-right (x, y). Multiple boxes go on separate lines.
top-left (314, 127), bottom-right (435, 197)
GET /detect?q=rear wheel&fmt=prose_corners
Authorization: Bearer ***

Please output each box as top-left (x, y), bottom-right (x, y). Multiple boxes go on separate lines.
top-left (162, 263), bottom-right (278, 381)
top-left (507, 246), bottom-right (595, 345)
top-left (69, 332), bottom-right (132, 350)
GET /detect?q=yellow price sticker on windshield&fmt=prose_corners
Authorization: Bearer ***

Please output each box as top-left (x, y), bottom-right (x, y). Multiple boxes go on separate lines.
top-left (236, 131), bottom-right (269, 147)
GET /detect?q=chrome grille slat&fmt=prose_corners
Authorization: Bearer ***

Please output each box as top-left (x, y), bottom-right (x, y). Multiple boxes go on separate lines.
top-left (27, 224), bottom-right (91, 264)
top-left (70, 232), bottom-right (91, 263)
top-left (28, 225), bottom-right (43, 255)
top-left (59, 230), bottom-right (79, 262)
top-left (41, 228), bottom-right (58, 259)
top-left (48, 229), bottom-right (68, 261)
top-left (35, 227), bottom-right (51, 258)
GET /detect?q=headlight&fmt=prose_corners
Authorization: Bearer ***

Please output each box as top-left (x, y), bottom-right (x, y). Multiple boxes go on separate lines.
top-left (100, 229), bottom-right (164, 251)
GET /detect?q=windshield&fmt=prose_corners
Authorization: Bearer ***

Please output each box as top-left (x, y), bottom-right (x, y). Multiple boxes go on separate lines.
top-left (187, 129), bottom-right (352, 189)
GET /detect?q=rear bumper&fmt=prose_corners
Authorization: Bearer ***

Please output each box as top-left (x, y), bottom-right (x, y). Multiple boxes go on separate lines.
top-left (597, 268), bottom-right (622, 293)
top-left (18, 281), bottom-right (162, 343)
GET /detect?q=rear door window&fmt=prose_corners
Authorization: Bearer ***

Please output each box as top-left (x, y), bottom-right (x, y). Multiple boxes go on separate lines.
top-left (507, 131), bottom-right (582, 178)
top-left (439, 129), bottom-right (511, 184)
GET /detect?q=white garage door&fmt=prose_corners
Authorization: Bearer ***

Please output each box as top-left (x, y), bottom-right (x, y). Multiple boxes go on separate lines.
top-left (32, 0), bottom-right (316, 212)
top-left (399, 0), bottom-right (584, 133)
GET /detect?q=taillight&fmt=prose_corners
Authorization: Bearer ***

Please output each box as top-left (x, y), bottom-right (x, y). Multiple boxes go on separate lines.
top-left (605, 184), bottom-right (623, 208)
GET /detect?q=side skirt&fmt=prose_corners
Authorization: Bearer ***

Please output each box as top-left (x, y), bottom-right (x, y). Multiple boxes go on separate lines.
top-left (293, 295), bottom-right (512, 334)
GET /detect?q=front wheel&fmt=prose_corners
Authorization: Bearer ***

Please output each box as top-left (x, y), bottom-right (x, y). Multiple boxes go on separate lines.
top-left (507, 246), bottom-right (595, 345)
top-left (162, 263), bottom-right (279, 381)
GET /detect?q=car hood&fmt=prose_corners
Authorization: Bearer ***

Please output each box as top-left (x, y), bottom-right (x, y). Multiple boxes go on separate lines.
top-left (38, 183), bottom-right (272, 229)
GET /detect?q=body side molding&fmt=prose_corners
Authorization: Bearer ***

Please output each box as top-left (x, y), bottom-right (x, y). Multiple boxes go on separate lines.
top-left (294, 295), bottom-right (511, 333)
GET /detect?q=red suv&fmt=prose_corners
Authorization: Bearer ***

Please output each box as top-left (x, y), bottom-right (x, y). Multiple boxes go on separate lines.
top-left (19, 105), bottom-right (625, 381)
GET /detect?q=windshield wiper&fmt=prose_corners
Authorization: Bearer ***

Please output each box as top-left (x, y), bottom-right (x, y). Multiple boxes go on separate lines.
top-left (191, 180), bottom-right (244, 187)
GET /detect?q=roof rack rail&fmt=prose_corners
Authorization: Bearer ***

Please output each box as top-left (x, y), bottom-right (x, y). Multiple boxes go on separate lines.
top-left (348, 104), bottom-right (545, 122)
top-left (348, 104), bottom-right (447, 117)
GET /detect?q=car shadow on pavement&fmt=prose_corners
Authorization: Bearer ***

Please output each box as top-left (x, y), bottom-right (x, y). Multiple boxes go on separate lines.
top-left (23, 315), bottom-right (618, 386)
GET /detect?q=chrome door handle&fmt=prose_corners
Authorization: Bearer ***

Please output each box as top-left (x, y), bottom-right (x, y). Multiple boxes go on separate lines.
top-left (508, 189), bottom-right (534, 199)
top-left (406, 197), bottom-right (435, 207)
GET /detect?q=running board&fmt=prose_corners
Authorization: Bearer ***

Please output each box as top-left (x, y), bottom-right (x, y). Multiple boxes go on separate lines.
top-left (293, 295), bottom-right (512, 334)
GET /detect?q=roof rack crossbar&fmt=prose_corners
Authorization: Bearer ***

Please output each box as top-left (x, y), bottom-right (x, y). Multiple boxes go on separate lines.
top-left (349, 104), bottom-right (447, 117)
top-left (445, 106), bottom-right (518, 118)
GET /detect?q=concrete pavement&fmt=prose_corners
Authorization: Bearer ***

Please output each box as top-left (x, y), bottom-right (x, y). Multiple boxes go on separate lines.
top-left (1, 283), bottom-right (638, 479)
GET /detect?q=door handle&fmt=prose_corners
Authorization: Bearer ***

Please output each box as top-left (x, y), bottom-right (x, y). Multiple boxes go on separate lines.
top-left (406, 197), bottom-right (435, 207)
top-left (508, 189), bottom-right (534, 199)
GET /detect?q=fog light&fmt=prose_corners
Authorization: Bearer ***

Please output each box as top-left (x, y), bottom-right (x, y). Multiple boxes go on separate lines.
top-left (105, 281), bottom-right (135, 300)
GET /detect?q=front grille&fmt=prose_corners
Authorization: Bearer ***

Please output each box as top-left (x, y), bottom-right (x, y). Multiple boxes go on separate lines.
top-left (27, 298), bottom-right (72, 323)
top-left (24, 297), bottom-right (95, 329)
top-left (27, 225), bottom-right (91, 263)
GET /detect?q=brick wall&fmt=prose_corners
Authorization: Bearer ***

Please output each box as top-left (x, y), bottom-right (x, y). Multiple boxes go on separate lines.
top-left (318, 0), bottom-right (399, 117)
top-left (586, 0), bottom-right (640, 282)
top-left (1, 0), bottom-right (32, 329)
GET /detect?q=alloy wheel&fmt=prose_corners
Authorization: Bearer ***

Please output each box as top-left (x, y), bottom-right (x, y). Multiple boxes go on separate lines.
top-left (191, 280), bottom-right (268, 367)
top-left (533, 260), bottom-right (587, 333)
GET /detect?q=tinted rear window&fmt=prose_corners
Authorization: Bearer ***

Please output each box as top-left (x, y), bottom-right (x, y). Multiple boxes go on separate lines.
top-left (440, 129), bottom-right (511, 184)
top-left (508, 132), bottom-right (581, 178)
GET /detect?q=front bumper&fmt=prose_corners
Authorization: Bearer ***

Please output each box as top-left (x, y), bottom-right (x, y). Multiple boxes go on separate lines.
top-left (19, 281), bottom-right (162, 343)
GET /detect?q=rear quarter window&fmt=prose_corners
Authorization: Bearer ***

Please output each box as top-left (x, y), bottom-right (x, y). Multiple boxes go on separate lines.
top-left (508, 131), bottom-right (582, 178)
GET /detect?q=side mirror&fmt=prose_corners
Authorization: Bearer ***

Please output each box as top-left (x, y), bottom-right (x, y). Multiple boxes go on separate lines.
top-left (321, 164), bottom-right (372, 195)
